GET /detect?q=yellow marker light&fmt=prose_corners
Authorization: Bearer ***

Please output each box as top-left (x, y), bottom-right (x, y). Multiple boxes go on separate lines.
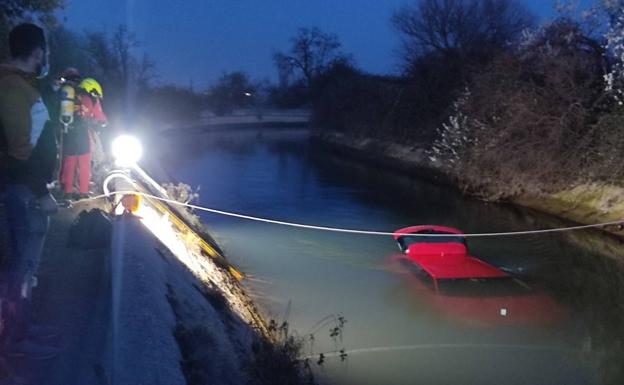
top-left (121, 193), bottom-right (142, 214)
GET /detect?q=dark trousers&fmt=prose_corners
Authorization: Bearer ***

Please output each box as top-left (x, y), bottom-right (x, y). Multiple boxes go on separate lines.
top-left (1, 184), bottom-right (49, 343)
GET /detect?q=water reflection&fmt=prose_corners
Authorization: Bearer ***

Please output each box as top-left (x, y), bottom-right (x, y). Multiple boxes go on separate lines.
top-left (389, 255), bottom-right (568, 327)
top-left (159, 127), bottom-right (623, 385)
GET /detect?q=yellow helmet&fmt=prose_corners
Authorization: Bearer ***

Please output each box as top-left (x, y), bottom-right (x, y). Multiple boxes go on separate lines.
top-left (78, 77), bottom-right (103, 98)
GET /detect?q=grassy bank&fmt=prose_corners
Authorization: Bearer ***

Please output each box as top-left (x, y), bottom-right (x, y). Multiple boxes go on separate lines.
top-left (313, 130), bottom-right (624, 259)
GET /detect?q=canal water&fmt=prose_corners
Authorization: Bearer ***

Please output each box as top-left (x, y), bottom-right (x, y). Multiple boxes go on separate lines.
top-left (158, 127), bottom-right (624, 385)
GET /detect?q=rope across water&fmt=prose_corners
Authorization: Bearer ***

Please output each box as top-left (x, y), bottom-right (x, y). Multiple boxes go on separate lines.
top-left (73, 190), bottom-right (624, 238)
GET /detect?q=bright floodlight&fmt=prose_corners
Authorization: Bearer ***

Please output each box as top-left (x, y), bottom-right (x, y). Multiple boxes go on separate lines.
top-left (112, 135), bottom-right (143, 167)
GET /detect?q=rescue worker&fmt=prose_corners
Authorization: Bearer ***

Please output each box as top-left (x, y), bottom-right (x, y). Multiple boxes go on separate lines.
top-left (59, 77), bottom-right (107, 198)
top-left (0, 23), bottom-right (59, 360)
top-left (79, 78), bottom-right (108, 181)
top-left (42, 67), bottom-right (81, 120)
top-left (43, 67), bottom-right (81, 186)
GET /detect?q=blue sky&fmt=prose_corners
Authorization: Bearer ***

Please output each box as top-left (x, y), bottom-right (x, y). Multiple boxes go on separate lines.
top-left (58, 0), bottom-right (597, 89)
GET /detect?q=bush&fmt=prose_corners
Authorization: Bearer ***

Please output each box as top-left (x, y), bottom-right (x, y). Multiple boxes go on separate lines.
top-left (583, 106), bottom-right (624, 183)
top-left (312, 62), bottom-right (440, 144)
top-left (439, 20), bottom-right (610, 198)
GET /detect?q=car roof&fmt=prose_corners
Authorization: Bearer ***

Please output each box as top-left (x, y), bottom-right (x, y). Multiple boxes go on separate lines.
top-left (393, 225), bottom-right (465, 240)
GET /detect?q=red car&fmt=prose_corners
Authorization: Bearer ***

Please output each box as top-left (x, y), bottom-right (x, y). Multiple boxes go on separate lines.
top-left (394, 226), bottom-right (508, 284)
top-left (392, 225), bottom-right (567, 326)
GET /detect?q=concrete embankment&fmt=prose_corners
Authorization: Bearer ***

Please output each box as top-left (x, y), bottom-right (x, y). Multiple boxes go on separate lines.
top-left (1, 188), bottom-right (301, 384)
top-left (109, 215), bottom-right (263, 385)
top-left (313, 131), bottom-right (624, 261)
top-left (105, 188), bottom-right (305, 385)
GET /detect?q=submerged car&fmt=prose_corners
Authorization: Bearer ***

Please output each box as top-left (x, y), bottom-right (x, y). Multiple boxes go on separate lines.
top-left (394, 225), bottom-right (509, 284)
top-left (392, 225), bottom-right (567, 326)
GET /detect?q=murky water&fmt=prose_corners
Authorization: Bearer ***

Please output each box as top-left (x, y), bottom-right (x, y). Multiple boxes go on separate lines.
top-left (158, 128), bottom-right (624, 385)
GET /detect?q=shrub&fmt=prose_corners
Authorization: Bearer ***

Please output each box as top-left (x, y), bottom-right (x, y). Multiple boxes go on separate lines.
top-left (444, 20), bottom-right (609, 198)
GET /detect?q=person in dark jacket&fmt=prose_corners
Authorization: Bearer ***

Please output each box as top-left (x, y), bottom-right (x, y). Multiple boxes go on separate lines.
top-left (0, 23), bottom-right (59, 360)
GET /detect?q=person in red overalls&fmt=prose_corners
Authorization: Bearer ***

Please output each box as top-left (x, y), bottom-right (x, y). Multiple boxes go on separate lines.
top-left (59, 77), bottom-right (107, 199)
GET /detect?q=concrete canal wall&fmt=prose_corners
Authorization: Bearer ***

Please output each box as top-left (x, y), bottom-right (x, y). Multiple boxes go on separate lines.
top-left (110, 215), bottom-right (263, 385)
top-left (1, 179), bottom-right (304, 384)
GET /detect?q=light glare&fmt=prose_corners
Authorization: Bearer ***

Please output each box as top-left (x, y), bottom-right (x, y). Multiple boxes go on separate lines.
top-left (112, 135), bottom-right (143, 167)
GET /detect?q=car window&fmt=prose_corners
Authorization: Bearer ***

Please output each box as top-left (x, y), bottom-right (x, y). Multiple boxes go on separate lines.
top-left (398, 230), bottom-right (467, 251)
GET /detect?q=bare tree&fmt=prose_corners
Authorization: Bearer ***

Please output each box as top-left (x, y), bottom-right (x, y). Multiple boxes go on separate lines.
top-left (0, 0), bottom-right (62, 21)
top-left (0, 0), bottom-right (64, 60)
top-left (83, 31), bottom-right (119, 81)
top-left (136, 53), bottom-right (156, 89)
top-left (112, 26), bottom-right (138, 89)
top-left (209, 71), bottom-right (256, 115)
top-left (83, 26), bottom-right (155, 90)
top-left (47, 25), bottom-right (89, 75)
top-left (392, 0), bottom-right (534, 63)
top-left (274, 27), bottom-right (350, 88)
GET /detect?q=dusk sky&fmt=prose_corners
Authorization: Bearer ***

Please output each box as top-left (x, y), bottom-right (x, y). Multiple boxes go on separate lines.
top-left (58, 0), bottom-right (597, 89)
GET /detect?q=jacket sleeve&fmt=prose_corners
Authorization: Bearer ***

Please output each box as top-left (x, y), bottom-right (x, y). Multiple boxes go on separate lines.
top-left (78, 94), bottom-right (107, 124)
top-left (0, 82), bottom-right (33, 161)
top-left (92, 99), bottom-right (108, 124)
